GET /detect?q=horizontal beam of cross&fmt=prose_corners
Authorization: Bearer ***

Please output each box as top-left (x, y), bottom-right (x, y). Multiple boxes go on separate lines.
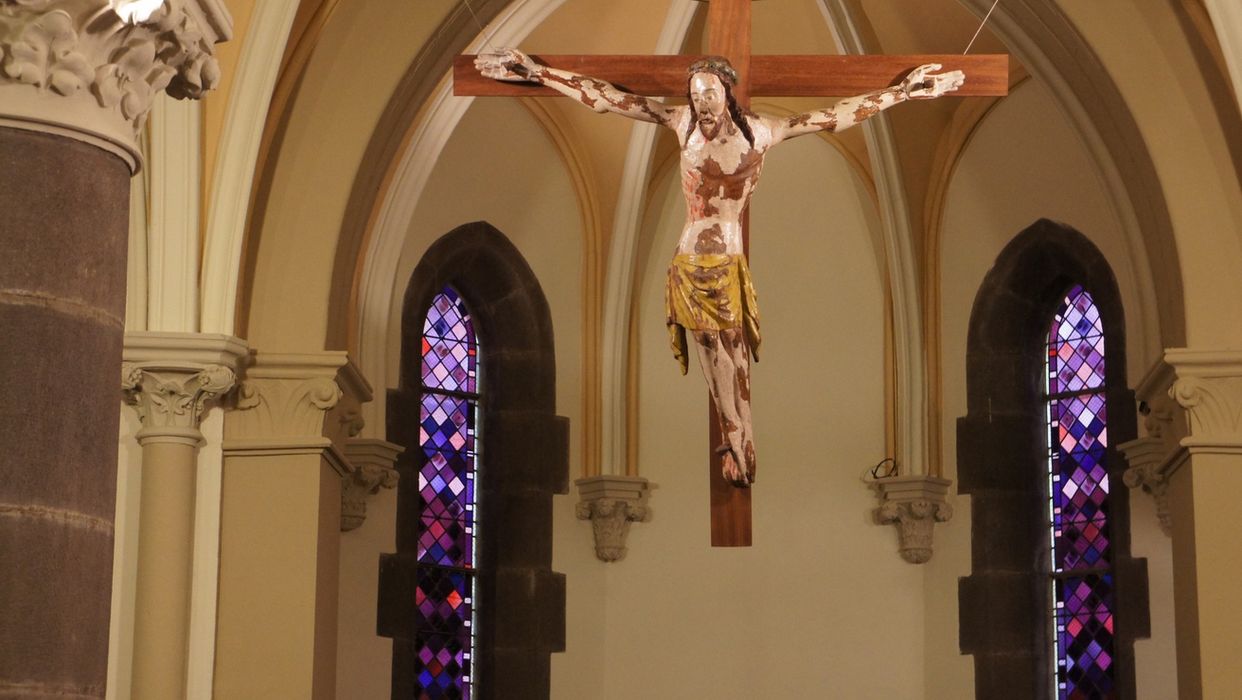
top-left (454, 54), bottom-right (1009, 98)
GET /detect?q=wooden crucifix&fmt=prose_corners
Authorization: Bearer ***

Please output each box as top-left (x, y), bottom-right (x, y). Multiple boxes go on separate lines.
top-left (455, 0), bottom-right (1007, 547)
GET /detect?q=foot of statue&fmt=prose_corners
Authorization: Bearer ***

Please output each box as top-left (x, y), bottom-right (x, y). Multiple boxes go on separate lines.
top-left (718, 447), bottom-right (751, 488)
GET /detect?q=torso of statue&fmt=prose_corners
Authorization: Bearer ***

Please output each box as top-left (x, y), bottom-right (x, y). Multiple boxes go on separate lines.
top-left (674, 109), bottom-right (773, 256)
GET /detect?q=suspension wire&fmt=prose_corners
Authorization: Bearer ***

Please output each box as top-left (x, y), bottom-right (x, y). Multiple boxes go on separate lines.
top-left (461, 0), bottom-right (497, 52)
top-left (963, 0), bottom-right (1001, 55)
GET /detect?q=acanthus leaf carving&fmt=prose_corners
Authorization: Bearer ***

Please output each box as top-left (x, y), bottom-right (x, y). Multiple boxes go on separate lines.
top-left (574, 475), bottom-right (651, 562)
top-left (340, 438), bottom-right (402, 532)
top-left (875, 498), bottom-right (953, 565)
top-left (869, 474), bottom-right (953, 564)
top-left (576, 498), bottom-right (648, 562)
top-left (121, 361), bottom-right (236, 444)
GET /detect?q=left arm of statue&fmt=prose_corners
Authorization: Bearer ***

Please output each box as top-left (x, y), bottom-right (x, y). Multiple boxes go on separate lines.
top-left (767, 63), bottom-right (965, 144)
top-left (475, 48), bottom-right (680, 127)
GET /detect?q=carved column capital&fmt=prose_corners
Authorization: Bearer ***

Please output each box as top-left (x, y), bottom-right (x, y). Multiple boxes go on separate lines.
top-left (575, 475), bottom-right (650, 562)
top-left (1165, 349), bottom-right (1242, 453)
top-left (224, 352), bottom-right (370, 477)
top-left (0, 0), bottom-right (232, 172)
top-left (340, 438), bottom-right (402, 532)
top-left (871, 475), bottom-right (953, 564)
top-left (120, 331), bottom-right (247, 445)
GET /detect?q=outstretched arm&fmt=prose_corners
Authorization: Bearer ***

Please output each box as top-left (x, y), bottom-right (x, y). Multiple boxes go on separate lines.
top-left (475, 48), bottom-right (681, 128)
top-left (768, 64), bottom-right (965, 144)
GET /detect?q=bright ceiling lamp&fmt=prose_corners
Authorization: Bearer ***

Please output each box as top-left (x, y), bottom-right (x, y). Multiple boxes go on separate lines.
top-left (110, 0), bottom-right (165, 24)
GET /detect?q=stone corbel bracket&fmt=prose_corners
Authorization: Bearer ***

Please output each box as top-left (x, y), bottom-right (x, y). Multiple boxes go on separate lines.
top-left (871, 474), bottom-right (953, 564)
top-left (1119, 437), bottom-right (1175, 537)
top-left (1117, 357), bottom-right (1183, 537)
top-left (120, 331), bottom-right (249, 445)
top-left (0, 0), bottom-right (233, 172)
top-left (341, 438), bottom-right (403, 532)
top-left (575, 475), bottom-right (651, 562)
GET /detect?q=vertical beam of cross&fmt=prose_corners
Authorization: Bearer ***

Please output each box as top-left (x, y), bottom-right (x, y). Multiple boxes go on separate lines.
top-left (706, 0), bottom-right (753, 547)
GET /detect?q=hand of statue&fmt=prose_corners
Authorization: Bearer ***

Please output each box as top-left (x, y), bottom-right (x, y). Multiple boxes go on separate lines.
top-left (474, 48), bottom-right (544, 83)
top-left (901, 63), bottom-right (965, 99)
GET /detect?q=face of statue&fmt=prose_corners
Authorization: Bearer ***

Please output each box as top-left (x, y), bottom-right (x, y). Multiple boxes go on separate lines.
top-left (690, 72), bottom-right (728, 138)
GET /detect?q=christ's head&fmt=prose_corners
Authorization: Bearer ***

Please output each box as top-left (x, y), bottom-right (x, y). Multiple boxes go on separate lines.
top-left (686, 57), bottom-right (754, 146)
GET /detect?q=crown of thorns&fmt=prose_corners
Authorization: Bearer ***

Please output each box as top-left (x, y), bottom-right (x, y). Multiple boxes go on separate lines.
top-left (687, 56), bottom-right (738, 86)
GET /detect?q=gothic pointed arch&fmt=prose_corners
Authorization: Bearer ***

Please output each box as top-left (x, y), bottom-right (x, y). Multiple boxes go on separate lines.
top-left (378, 221), bottom-right (569, 700)
top-left (956, 219), bottom-right (1150, 699)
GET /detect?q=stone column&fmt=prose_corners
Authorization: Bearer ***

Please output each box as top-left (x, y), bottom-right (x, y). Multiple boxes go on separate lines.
top-left (215, 352), bottom-right (370, 699)
top-left (120, 332), bottom-right (247, 700)
top-left (0, 2), bottom-right (230, 696)
top-left (1164, 349), bottom-right (1242, 699)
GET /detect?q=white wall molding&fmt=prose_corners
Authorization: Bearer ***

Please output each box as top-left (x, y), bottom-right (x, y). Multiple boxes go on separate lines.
top-left (147, 95), bottom-right (202, 332)
top-left (1204, 0), bottom-right (1242, 111)
top-left (818, 0), bottom-right (928, 478)
top-left (200, 0), bottom-right (301, 334)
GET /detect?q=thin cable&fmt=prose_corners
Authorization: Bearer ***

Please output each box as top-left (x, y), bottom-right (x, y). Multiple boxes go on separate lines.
top-left (963, 0), bottom-right (1000, 55)
top-left (460, 0), bottom-right (497, 52)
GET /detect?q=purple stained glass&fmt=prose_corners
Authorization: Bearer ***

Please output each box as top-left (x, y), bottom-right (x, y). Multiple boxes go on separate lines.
top-left (416, 286), bottom-right (480, 699)
top-left (415, 631), bottom-right (472, 700)
top-left (1046, 286), bottom-right (1115, 700)
top-left (1054, 575), bottom-right (1117, 699)
top-left (422, 289), bottom-right (478, 394)
top-left (1047, 286), bottom-right (1106, 394)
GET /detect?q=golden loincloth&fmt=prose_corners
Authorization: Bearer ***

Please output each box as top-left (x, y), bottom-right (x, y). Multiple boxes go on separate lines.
top-left (665, 253), bottom-right (761, 375)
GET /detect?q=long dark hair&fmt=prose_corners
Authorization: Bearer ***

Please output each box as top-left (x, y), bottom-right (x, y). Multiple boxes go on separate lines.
top-left (685, 59), bottom-right (755, 148)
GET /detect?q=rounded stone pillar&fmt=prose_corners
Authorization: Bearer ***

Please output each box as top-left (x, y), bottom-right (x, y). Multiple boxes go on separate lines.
top-left (0, 126), bottom-right (130, 698)
top-left (0, 2), bottom-right (231, 695)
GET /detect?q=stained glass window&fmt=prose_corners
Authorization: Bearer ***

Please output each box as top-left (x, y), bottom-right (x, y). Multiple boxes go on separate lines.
top-left (1045, 285), bottom-right (1115, 700)
top-left (416, 287), bottom-right (479, 699)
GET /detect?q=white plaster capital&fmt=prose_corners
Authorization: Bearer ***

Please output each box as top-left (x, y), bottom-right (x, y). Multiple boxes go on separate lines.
top-left (0, 0), bottom-right (232, 172)
top-left (871, 475), bottom-right (953, 564)
top-left (120, 331), bottom-right (247, 445)
top-left (1165, 348), bottom-right (1242, 450)
top-left (575, 475), bottom-right (650, 562)
top-left (340, 438), bottom-right (403, 532)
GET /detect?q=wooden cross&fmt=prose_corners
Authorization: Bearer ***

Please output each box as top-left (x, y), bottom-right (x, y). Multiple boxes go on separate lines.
top-left (454, 0), bottom-right (1008, 547)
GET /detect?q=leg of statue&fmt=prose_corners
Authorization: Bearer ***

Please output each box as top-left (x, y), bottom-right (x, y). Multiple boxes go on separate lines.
top-left (719, 328), bottom-right (755, 482)
top-left (693, 329), bottom-right (750, 486)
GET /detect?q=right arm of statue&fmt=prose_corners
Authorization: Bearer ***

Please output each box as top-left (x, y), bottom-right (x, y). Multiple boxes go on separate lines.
top-left (475, 48), bottom-right (681, 128)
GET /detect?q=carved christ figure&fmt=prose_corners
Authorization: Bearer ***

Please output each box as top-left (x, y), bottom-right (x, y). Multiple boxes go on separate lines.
top-left (476, 49), bottom-right (964, 487)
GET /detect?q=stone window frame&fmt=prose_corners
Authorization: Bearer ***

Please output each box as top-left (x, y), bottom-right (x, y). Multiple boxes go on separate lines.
top-left (956, 219), bottom-right (1150, 699)
top-left (378, 221), bottom-right (569, 699)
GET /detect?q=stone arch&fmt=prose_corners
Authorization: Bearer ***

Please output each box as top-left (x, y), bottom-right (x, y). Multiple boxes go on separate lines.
top-left (377, 221), bottom-right (569, 700)
top-left (956, 219), bottom-right (1150, 699)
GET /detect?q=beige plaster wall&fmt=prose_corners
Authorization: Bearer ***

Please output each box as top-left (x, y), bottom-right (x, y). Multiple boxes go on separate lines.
top-left (608, 125), bottom-right (917, 698)
top-left (336, 489), bottom-right (396, 699)
top-left (932, 80), bottom-right (1177, 699)
top-left (1055, 0), bottom-right (1242, 345)
top-left (247, 0), bottom-right (455, 350)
